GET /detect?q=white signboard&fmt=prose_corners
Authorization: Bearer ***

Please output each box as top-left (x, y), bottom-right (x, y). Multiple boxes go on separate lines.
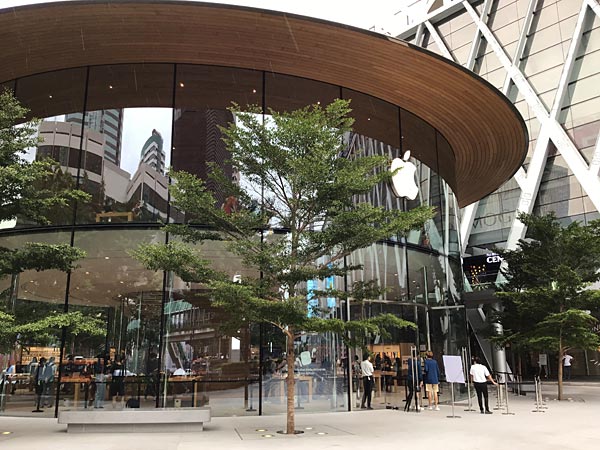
top-left (443, 355), bottom-right (466, 384)
top-left (538, 354), bottom-right (548, 366)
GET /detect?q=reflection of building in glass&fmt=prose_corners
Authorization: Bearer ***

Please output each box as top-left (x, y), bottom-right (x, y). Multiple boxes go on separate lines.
top-left (66, 109), bottom-right (123, 166)
top-left (140, 129), bottom-right (166, 175)
top-left (0, 1), bottom-right (530, 419)
top-left (37, 121), bottom-right (169, 222)
top-left (173, 109), bottom-right (234, 205)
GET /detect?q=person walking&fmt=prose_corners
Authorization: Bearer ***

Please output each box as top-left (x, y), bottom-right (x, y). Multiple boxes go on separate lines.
top-left (562, 352), bottom-right (574, 380)
top-left (469, 356), bottom-right (497, 414)
top-left (423, 351), bottom-right (440, 411)
top-left (360, 353), bottom-right (374, 410)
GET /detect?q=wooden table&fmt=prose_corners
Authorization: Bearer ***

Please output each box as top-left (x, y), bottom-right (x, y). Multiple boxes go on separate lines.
top-left (62, 376), bottom-right (92, 408)
top-left (373, 371), bottom-right (397, 397)
top-left (271, 374), bottom-right (314, 402)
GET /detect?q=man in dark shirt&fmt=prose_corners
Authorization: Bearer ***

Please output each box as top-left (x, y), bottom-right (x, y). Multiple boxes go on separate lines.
top-left (424, 351), bottom-right (440, 411)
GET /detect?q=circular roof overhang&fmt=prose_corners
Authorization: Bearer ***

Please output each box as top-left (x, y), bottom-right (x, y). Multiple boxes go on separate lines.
top-left (0, 0), bottom-right (527, 207)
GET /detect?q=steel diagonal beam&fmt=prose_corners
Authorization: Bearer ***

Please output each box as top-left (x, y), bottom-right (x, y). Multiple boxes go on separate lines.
top-left (551, 3), bottom-right (590, 120)
top-left (585, 0), bottom-right (600, 17)
top-left (501, 0), bottom-right (538, 93)
top-left (424, 20), bottom-right (454, 59)
top-left (463, 1), bottom-right (600, 234)
top-left (465, 0), bottom-right (494, 70)
top-left (589, 135), bottom-right (600, 176)
top-left (460, 202), bottom-right (477, 253)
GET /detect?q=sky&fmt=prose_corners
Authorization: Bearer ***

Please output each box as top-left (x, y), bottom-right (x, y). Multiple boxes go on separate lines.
top-left (4, 0), bottom-right (421, 175)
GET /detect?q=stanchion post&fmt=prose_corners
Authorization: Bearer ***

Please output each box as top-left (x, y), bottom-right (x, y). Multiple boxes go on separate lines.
top-left (462, 347), bottom-right (475, 412)
top-left (446, 382), bottom-right (461, 419)
top-left (246, 379), bottom-right (256, 412)
top-left (502, 382), bottom-right (515, 415)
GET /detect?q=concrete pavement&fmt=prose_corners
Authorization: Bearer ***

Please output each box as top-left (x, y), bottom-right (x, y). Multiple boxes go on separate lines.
top-left (0, 383), bottom-right (597, 450)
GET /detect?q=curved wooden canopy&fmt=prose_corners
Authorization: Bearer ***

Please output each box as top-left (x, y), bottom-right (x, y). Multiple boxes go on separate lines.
top-left (0, 0), bottom-right (527, 207)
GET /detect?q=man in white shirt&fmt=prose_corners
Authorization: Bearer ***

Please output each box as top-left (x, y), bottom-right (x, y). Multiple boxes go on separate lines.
top-left (360, 354), bottom-right (374, 410)
top-left (469, 357), bottom-right (497, 414)
top-left (562, 352), bottom-right (574, 380)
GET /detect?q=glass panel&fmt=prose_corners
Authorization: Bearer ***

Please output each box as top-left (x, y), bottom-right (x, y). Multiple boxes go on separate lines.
top-left (161, 238), bottom-right (260, 416)
top-left (347, 242), bottom-right (408, 302)
top-left (76, 64), bottom-right (174, 225)
top-left (13, 68), bottom-right (87, 229)
top-left (265, 72), bottom-right (338, 113)
top-left (62, 228), bottom-right (165, 410)
top-left (346, 134), bottom-right (405, 218)
top-left (0, 230), bottom-right (70, 417)
top-left (522, 44), bottom-right (565, 77)
top-left (407, 250), bottom-right (447, 307)
top-left (172, 65), bottom-right (262, 216)
top-left (342, 88), bottom-right (400, 149)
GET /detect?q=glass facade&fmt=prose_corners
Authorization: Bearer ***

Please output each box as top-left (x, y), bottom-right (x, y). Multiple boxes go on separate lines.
top-left (400, 0), bottom-right (600, 377)
top-left (0, 64), bottom-right (465, 417)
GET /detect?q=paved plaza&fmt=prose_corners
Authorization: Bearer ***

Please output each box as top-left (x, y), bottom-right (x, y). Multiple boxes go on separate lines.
top-left (0, 382), bottom-right (597, 450)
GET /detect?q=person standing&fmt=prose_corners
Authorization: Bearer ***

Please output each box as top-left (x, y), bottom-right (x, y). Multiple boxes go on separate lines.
top-left (469, 356), bottom-right (497, 414)
top-left (404, 356), bottom-right (423, 412)
top-left (562, 352), bottom-right (574, 380)
top-left (360, 353), bottom-right (374, 410)
top-left (424, 351), bottom-right (440, 411)
top-left (41, 357), bottom-right (55, 408)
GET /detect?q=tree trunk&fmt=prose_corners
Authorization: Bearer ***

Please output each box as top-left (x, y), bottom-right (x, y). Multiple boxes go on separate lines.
top-left (285, 329), bottom-right (296, 434)
top-left (557, 339), bottom-right (563, 401)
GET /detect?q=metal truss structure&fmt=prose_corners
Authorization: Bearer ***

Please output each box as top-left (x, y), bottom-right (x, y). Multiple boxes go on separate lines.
top-left (396, 0), bottom-right (600, 255)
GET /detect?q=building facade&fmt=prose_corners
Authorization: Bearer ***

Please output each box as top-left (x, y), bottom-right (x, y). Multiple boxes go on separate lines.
top-left (0, 1), bottom-right (526, 418)
top-left (395, 0), bottom-right (600, 376)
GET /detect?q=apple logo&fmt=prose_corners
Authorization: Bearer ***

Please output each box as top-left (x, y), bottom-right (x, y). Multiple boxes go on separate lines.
top-left (390, 150), bottom-right (418, 200)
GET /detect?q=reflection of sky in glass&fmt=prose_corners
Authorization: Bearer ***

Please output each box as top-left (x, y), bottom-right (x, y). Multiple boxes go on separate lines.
top-left (121, 108), bottom-right (172, 176)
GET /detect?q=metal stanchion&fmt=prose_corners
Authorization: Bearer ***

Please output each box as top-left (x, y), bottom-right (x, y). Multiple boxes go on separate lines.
top-left (246, 380), bottom-right (256, 412)
top-left (532, 376), bottom-right (546, 413)
top-left (446, 382), bottom-right (461, 419)
top-left (501, 382), bottom-right (515, 415)
top-left (493, 382), bottom-right (503, 410)
top-left (462, 347), bottom-right (475, 412)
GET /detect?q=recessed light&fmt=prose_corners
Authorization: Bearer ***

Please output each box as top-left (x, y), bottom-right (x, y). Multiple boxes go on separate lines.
top-left (262, 434), bottom-right (273, 438)
top-left (104, 256), bottom-right (110, 260)
top-left (305, 427), bottom-right (313, 430)
top-left (316, 432), bottom-right (327, 435)
top-left (316, 101), bottom-right (321, 105)
top-left (109, 85), bottom-right (113, 89)
top-left (252, 89), bottom-right (257, 93)
top-left (179, 82), bottom-right (185, 88)
top-left (256, 428), bottom-right (267, 432)
top-left (1, 431), bottom-right (11, 435)
top-left (85, 271), bottom-right (90, 275)
top-left (119, 281), bottom-right (124, 284)
top-left (48, 95), bottom-right (53, 99)
top-left (367, 117), bottom-right (371, 121)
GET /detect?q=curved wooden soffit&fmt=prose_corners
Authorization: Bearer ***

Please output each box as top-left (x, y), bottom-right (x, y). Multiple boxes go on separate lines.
top-left (0, 0), bottom-right (528, 207)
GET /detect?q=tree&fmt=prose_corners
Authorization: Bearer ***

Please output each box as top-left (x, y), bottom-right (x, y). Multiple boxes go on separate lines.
top-left (494, 213), bottom-right (600, 399)
top-left (133, 100), bottom-right (433, 433)
top-left (0, 89), bottom-right (100, 363)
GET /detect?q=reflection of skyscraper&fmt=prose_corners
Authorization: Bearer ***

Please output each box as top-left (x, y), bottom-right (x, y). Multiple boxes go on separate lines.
top-left (172, 109), bottom-right (234, 205)
top-left (65, 109), bottom-right (123, 166)
top-left (140, 129), bottom-right (166, 174)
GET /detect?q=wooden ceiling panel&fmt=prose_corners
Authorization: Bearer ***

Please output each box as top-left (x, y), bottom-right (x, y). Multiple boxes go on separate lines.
top-left (0, 1), bottom-right (528, 207)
